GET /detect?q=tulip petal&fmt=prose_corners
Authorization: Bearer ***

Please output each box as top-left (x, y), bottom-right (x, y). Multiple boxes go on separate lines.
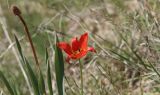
top-left (88, 47), bottom-right (96, 52)
top-left (65, 56), bottom-right (71, 64)
top-left (71, 37), bottom-right (80, 51)
top-left (71, 50), bottom-right (88, 59)
top-left (57, 42), bottom-right (72, 55)
top-left (79, 32), bottom-right (88, 50)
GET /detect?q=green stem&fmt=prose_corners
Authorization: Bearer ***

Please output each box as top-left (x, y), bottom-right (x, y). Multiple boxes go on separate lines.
top-left (79, 59), bottom-right (83, 95)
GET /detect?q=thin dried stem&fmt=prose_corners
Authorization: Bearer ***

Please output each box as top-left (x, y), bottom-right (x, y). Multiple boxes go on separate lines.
top-left (0, 5), bottom-right (33, 95)
top-left (12, 6), bottom-right (39, 67)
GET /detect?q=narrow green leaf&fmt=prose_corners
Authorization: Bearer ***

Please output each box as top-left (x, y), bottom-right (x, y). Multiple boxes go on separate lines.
top-left (54, 34), bottom-right (64, 95)
top-left (24, 58), bottom-right (40, 95)
top-left (45, 48), bottom-right (49, 65)
top-left (46, 49), bottom-right (53, 95)
top-left (132, 50), bottom-right (151, 70)
top-left (14, 85), bottom-right (21, 95)
top-left (15, 35), bottom-right (40, 95)
top-left (47, 60), bottom-right (53, 95)
top-left (39, 70), bottom-right (46, 95)
top-left (12, 82), bottom-right (19, 95)
top-left (0, 71), bottom-right (15, 95)
top-left (148, 61), bottom-right (160, 77)
top-left (14, 35), bottom-right (25, 63)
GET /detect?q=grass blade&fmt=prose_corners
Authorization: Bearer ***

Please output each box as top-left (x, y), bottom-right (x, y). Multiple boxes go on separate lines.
top-left (0, 71), bottom-right (15, 95)
top-left (47, 60), bottom-right (53, 95)
top-left (39, 70), bottom-right (46, 95)
top-left (24, 58), bottom-right (40, 95)
top-left (14, 35), bottom-right (25, 63)
top-left (54, 34), bottom-right (64, 95)
top-left (148, 61), bottom-right (160, 78)
top-left (46, 49), bottom-right (54, 95)
top-left (14, 35), bottom-right (33, 95)
top-left (15, 35), bottom-right (40, 95)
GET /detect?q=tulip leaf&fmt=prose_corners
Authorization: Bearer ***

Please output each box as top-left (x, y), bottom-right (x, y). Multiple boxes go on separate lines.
top-left (0, 71), bottom-right (15, 95)
top-left (45, 48), bottom-right (49, 65)
top-left (14, 35), bottom-right (40, 95)
top-left (46, 49), bottom-right (54, 95)
top-left (39, 70), bottom-right (46, 95)
top-left (24, 58), bottom-right (40, 95)
top-left (14, 35), bottom-right (25, 63)
top-left (54, 34), bottom-right (64, 95)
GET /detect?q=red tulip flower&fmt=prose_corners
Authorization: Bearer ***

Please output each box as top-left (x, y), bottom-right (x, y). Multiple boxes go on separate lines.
top-left (57, 32), bottom-right (96, 63)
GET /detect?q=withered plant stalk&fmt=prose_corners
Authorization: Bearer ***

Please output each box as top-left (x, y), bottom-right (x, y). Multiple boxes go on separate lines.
top-left (12, 6), bottom-right (39, 67)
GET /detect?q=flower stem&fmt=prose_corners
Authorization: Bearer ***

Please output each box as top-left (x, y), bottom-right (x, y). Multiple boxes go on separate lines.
top-left (12, 6), bottom-right (39, 68)
top-left (79, 59), bottom-right (83, 95)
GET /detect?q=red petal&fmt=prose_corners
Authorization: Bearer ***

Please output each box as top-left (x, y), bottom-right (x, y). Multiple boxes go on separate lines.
top-left (88, 47), bottom-right (96, 52)
top-left (71, 37), bottom-right (80, 52)
top-left (71, 50), bottom-right (88, 59)
top-left (79, 32), bottom-right (88, 50)
top-left (65, 56), bottom-right (71, 64)
top-left (57, 42), bottom-right (72, 55)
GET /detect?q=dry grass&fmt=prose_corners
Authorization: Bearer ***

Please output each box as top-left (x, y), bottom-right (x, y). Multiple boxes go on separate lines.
top-left (0, 0), bottom-right (160, 95)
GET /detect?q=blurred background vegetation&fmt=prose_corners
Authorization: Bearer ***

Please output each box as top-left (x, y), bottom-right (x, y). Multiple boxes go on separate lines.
top-left (0, 0), bottom-right (160, 95)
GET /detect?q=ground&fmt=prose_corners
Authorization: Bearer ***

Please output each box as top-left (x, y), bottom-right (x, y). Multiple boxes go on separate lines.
top-left (0, 0), bottom-right (160, 95)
